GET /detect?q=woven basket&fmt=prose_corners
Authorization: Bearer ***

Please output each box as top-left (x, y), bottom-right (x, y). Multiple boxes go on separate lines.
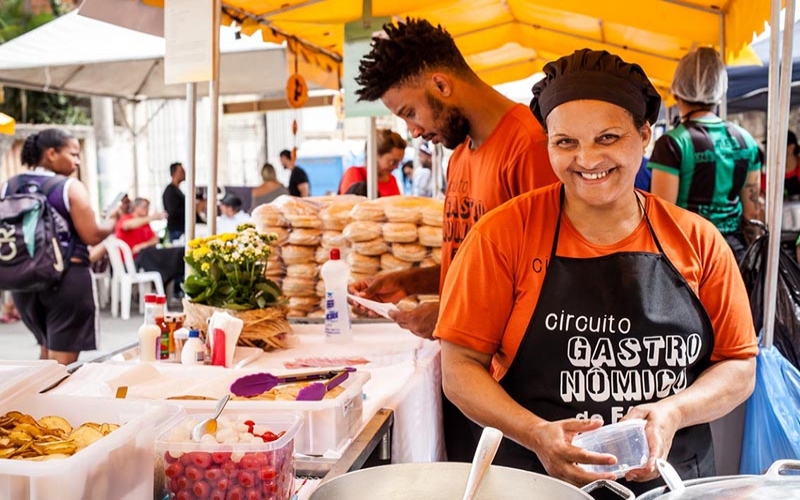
top-left (182, 300), bottom-right (292, 351)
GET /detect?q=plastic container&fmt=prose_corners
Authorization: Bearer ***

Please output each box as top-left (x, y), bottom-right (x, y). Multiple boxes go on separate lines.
top-left (174, 371), bottom-right (370, 456)
top-left (155, 411), bottom-right (301, 499)
top-left (0, 361), bottom-right (165, 500)
top-left (320, 248), bottom-right (352, 343)
top-left (181, 329), bottom-right (206, 365)
top-left (572, 419), bottom-right (649, 477)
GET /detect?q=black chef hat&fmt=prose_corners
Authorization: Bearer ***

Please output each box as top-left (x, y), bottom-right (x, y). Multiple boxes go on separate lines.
top-left (530, 49), bottom-right (661, 127)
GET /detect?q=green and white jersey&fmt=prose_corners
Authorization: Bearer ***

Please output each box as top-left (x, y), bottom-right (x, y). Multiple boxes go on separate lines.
top-left (649, 117), bottom-right (761, 234)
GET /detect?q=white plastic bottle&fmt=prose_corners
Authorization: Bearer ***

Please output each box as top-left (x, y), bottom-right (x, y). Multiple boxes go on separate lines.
top-left (320, 248), bottom-right (353, 342)
top-left (138, 293), bottom-right (159, 362)
top-left (181, 329), bottom-right (206, 365)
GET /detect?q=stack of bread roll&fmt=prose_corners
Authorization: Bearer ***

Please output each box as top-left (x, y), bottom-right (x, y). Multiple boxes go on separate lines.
top-left (344, 196), bottom-right (444, 288)
top-left (253, 194), bottom-right (443, 318)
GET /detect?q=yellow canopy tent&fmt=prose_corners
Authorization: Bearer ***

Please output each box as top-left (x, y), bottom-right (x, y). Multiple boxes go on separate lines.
top-left (0, 112), bottom-right (15, 136)
top-left (142, 0), bottom-right (774, 96)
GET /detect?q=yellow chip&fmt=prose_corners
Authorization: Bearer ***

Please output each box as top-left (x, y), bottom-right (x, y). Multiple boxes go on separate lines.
top-left (0, 447), bottom-right (16, 459)
top-left (13, 423), bottom-right (43, 438)
top-left (8, 430), bottom-right (33, 446)
top-left (32, 440), bottom-right (77, 456)
top-left (69, 426), bottom-right (104, 451)
top-left (38, 416), bottom-right (72, 436)
top-left (22, 453), bottom-right (72, 461)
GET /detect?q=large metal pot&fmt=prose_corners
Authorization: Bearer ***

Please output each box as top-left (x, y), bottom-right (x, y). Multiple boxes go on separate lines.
top-left (310, 462), bottom-right (634, 499)
top-left (637, 460), bottom-right (800, 499)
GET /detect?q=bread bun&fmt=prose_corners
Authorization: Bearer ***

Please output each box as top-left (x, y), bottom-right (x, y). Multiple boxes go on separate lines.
top-left (392, 243), bottom-right (428, 262)
top-left (346, 252), bottom-right (381, 274)
top-left (288, 296), bottom-right (322, 312)
top-left (343, 221), bottom-right (382, 242)
top-left (282, 276), bottom-right (317, 297)
top-left (306, 308), bottom-right (326, 319)
top-left (320, 198), bottom-right (362, 230)
top-left (421, 200), bottom-right (444, 227)
top-left (286, 214), bottom-right (322, 229)
top-left (381, 222), bottom-right (418, 243)
top-left (353, 238), bottom-right (389, 256)
top-left (315, 279), bottom-right (326, 297)
top-left (287, 228), bottom-right (322, 246)
top-left (430, 246), bottom-right (442, 264)
top-left (287, 308), bottom-right (307, 318)
top-left (316, 246), bottom-right (331, 264)
top-left (271, 195), bottom-right (321, 215)
top-left (252, 204), bottom-right (289, 228)
top-left (350, 199), bottom-right (386, 221)
top-left (263, 226), bottom-right (290, 245)
top-left (380, 252), bottom-right (414, 272)
top-left (282, 245), bottom-right (316, 265)
top-left (321, 231), bottom-right (349, 249)
top-left (383, 196), bottom-right (435, 223)
top-left (420, 257), bottom-right (437, 268)
top-left (286, 263), bottom-right (319, 279)
top-left (348, 271), bottom-right (373, 284)
top-left (418, 225), bottom-right (442, 247)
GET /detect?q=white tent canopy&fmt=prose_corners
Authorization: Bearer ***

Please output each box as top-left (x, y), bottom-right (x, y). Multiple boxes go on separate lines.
top-left (0, 10), bottom-right (292, 100)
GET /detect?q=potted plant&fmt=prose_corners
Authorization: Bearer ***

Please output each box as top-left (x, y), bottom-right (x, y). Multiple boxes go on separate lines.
top-left (182, 224), bottom-right (290, 350)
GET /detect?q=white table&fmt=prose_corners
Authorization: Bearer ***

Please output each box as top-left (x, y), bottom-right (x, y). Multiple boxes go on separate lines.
top-left (54, 322), bottom-right (445, 465)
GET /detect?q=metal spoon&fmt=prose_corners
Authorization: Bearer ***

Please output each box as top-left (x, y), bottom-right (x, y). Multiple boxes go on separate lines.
top-left (656, 458), bottom-right (686, 494)
top-left (462, 426), bottom-right (504, 500)
top-left (191, 393), bottom-right (231, 442)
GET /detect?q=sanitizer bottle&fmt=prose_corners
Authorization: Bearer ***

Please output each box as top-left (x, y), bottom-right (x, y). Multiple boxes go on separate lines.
top-left (320, 248), bottom-right (353, 343)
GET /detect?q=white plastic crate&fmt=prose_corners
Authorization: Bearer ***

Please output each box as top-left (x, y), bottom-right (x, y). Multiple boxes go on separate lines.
top-left (0, 361), bottom-right (165, 500)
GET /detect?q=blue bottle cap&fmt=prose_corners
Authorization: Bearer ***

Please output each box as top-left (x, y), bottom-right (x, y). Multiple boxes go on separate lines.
top-left (188, 329), bottom-right (200, 338)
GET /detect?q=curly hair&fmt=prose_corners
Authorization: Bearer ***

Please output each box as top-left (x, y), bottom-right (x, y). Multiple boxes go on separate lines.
top-left (356, 18), bottom-right (475, 102)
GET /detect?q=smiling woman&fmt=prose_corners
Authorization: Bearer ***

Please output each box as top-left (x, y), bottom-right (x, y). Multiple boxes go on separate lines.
top-left (435, 49), bottom-right (758, 496)
top-left (338, 129), bottom-right (407, 197)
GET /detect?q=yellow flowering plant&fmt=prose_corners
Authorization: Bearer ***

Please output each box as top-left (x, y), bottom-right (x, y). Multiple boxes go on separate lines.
top-left (183, 224), bottom-right (282, 310)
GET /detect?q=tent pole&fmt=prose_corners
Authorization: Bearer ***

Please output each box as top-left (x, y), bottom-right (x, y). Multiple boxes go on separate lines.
top-left (763, 0), bottom-right (795, 348)
top-left (367, 117), bottom-right (378, 199)
top-left (185, 82), bottom-right (197, 264)
top-left (132, 101), bottom-right (140, 196)
top-left (207, 0), bottom-right (221, 234)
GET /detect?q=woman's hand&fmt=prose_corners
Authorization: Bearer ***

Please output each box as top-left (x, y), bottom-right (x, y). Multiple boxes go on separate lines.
top-left (529, 418), bottom-right (618, 486)
top-left (621, 401), bottom-right (681, 482)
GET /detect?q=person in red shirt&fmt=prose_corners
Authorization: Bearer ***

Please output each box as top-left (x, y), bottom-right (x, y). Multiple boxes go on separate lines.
top-left (339, 129), bottom-right (406, 197)
top-left (114, 198), bottom-right (165, 258)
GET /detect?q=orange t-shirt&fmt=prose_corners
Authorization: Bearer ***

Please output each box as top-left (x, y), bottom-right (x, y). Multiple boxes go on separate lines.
top-left (441, 104), bottom-right (558, 286)
top-left (435, 184), bottom-right (758, 380)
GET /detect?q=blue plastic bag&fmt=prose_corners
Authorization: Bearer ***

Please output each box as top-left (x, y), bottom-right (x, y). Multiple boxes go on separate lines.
top-left (740, 345), bottom-right (800, 474)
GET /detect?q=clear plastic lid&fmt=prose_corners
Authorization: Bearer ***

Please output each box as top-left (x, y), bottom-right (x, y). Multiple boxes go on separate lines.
top-left (0, 360), bottom-right (67, 406)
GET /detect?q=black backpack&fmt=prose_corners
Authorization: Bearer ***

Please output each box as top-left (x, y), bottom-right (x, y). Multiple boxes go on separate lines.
top-left (0, 175), bottom-right (74, 292)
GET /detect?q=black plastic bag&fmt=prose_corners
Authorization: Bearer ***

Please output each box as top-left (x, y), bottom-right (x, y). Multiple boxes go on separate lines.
top-left (740, 233), bottom-right (800, 370)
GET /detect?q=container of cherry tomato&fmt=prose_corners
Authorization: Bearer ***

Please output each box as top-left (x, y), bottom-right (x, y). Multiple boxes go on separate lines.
top-left (154, 411), bottom-right (302, 500)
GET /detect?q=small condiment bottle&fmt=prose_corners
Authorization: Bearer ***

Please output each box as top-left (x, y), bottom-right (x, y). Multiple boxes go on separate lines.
top-left (181, 329), bottom-right (206, 365)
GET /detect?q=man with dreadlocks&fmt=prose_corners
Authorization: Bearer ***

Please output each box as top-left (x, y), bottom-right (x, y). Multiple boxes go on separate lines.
top-left (349, 17), bottom-right (558, 461)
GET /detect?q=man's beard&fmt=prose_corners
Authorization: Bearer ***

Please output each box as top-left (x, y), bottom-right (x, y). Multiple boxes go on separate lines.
top-left (426, 93), bottom-right (470, 149)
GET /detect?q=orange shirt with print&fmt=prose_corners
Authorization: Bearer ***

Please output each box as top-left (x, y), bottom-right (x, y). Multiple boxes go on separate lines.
top-left (435, 184), bottom-right (758, 381)
top-left (441, 104), bottom-right (558, 287)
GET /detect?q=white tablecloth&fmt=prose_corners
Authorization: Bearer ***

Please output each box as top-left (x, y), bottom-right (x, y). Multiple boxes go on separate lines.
top-left (51, 323), bottom-right (445, 464)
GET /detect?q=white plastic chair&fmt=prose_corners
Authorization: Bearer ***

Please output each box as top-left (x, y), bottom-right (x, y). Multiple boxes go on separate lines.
top-left (90, 267), bottom-right (111, 310)
top-left (104, 237), bottom-right (165, 320)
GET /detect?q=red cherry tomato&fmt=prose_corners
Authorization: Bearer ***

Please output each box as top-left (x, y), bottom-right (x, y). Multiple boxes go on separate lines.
top-left (213, 476), bottom-right (230, 492)
top-left (237, 470), bottom-right (256, 488)
top-left (192, 479), bottom-right (212, 499)
top-left (165, 461), bottom-right (184, 479)
top-left (243, 488), bottom-right (260, 500)
top-left (204, 467), bottom-right (224, 481)
top-left (176, 489), bottom-right (193, 500)
top-left (259, 466), bottom-right (277, 482)
top-left (174, 475), bottom-right (190, 492)
top-left (239, 454), bottom-right (261, 470)
top-left (191, 451), bottom-right (214, 469)
top-left (210, 489), bottom-right (227, 500)
top-left (184, 465), bottom-right (204, 482)
top-left (164, 451), bottom-right (180, 464)
top-left (225, 485), bottom-right (245, 500)
top-left (211, 451), bottom-right (231, 464)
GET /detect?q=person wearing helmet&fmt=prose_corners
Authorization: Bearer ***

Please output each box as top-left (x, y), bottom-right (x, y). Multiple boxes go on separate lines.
top-left (435, 49), bottom-right (757, 494)
top-left (649, 47), bottom-right (762, 262)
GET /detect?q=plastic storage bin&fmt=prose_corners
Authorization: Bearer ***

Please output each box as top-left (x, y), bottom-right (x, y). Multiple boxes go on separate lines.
top-left (0, 362), bottom-right (165, 500)
top-left (572, 419), bottom-right (649, 477)
top-left (155, 411), bottom-right (302, 499)
top-left (175, 371), bottom-right (370, 456)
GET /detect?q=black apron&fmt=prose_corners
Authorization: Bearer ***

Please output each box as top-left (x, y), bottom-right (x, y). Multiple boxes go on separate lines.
top-left (495, 189), bottom-right (716, 495)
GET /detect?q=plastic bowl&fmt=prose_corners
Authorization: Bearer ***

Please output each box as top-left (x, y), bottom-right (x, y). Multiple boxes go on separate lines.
top-left (572, 419), bottom-right (650, 477)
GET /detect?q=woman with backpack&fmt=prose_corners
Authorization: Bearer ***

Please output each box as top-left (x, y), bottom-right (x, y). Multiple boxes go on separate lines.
top-left (0, 128), bottom-right (122, 365)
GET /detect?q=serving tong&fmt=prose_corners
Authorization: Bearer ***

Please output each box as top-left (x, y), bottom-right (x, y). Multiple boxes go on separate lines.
top-left (230, 367), bottom-right (356, 399)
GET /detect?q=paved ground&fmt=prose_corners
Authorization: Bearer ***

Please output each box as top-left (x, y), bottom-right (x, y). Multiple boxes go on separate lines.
top-left (0, 306), bottom-right (171, 362)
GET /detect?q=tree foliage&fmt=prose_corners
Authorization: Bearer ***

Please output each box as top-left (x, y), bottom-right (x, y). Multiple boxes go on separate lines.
top-left (0, 0), bottom-right (90, 125)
